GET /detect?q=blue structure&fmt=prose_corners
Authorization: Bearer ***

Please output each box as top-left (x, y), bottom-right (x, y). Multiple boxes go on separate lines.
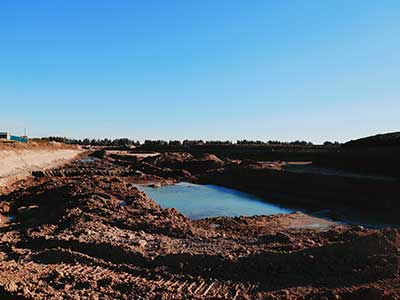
top-left (0, 132), bottom-right (28, 143)
top-left (10, 135), bottom-right (28, 143)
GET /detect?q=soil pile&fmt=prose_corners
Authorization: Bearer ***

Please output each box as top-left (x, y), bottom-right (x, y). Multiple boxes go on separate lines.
top-left (144, 152), bottom-right (194, 165)
top-left (0, 143), bottom-right (83, 189)
top-left (344, 131), bottom-right (400, 148)
top-left (143, 152), bottom-right (224, 176)
top-left (0, 154), bottom-right (398, 299)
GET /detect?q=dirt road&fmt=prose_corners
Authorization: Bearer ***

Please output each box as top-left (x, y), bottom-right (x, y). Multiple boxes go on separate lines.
top-left (0, 146), bottom-right (83, 187)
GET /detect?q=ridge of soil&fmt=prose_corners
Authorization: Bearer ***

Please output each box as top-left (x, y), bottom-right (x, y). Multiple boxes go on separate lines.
top-left (0, 151), bottom-right (398, 299)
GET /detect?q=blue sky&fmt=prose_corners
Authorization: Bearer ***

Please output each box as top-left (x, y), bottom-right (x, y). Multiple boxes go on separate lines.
top-left (1, 1), bottom-right (399, 143)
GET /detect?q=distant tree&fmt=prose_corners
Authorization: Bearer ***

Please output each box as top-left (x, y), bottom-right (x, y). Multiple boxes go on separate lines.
top-left (237, 140), bottom-right (265, 145)
top-left (43, 136), bottom-right (140, 146)
top-left (182, 140), bottom-right (205, 146)
top-left (144, 140), bottom-right (168, 146)
top-left (205, 140), bottom-right (232, 145)
top-left (169, 140), bottom-right (182, 146)
top-left (324, 141), bottom-right (341, 147)
top-left (289, 140), bottom-right (312, 146)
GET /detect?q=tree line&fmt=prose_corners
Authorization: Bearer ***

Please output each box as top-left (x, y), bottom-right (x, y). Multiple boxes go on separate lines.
top-left (43, 137), bottom-right (340, 147)
top-left (43, 137), bottom-right (140, 146)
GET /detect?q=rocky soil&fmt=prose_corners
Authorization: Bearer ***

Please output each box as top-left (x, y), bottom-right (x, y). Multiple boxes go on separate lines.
top-left (0, 151), bottom-right (398, 299)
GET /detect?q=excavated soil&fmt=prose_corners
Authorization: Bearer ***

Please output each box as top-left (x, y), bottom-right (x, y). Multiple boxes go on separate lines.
top-left (0, 152), bottom-right (399, 299)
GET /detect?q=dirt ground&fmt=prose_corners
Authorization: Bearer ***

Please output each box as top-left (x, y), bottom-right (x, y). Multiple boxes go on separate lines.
top-left (0, 151), bottom-right (398, 299)
top-left (0, 141), bottom-right (83, 188)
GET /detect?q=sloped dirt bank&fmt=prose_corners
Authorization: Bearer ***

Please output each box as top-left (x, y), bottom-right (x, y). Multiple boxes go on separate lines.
top-left (0, 155), bottom-right (398, 299)
top-left (0, 145), bottom-right (83, 188)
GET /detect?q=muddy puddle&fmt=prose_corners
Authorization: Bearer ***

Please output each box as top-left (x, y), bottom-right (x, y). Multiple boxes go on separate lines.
top-left (78, 156), bottom-right (100, 163)
top-left (139, 182), bottom-right (292, 220)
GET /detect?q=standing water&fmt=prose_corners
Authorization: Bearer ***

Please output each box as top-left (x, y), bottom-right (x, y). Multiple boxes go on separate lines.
top-left (139, 182), bottom-right (292, 220)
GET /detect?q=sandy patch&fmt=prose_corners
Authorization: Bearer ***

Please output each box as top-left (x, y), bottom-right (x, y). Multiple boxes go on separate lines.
top-left (0, 148), bottom-right (83, 187)
top-left (106, 150), bottom-right (160, 160)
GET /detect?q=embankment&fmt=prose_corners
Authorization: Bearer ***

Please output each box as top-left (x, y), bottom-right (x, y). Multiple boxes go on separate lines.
top-left (199, 167), bottom-right (400, 223)
top-left (0, 155), bottom-right (399, 299)
top-left (0, 144), bottom-right (83, 187)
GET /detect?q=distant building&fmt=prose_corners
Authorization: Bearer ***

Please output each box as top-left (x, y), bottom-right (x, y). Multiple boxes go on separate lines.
top-left (0, 132), bottom-right (11, 140)
top-left (0, 132), bottom-right (28, 143)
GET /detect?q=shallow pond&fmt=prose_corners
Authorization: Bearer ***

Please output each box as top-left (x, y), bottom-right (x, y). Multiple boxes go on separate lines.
top-left (139, 182), bottom-right (292, 220)
top-left (78, 157), bottom-right (100, 163)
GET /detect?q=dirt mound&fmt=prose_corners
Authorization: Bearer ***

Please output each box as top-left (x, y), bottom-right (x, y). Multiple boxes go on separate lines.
top-left (144, 152), bottom-right (194, 165)
top-left (142, 152), bottom-right (224, 176)
top-left (0, 146), bottom-right (83, 189)
top-left (0, 139), bottom-right (78, 151)
top-left (0, 155), bottom-right (399, 299)
top-left (344, 131), bottom-right (400, 148)
top-left (198, 153), bottom-right (224, 165)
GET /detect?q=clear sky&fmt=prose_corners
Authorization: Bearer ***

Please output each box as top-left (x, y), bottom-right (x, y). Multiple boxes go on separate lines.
top-left (1, 1), bottom-right (399, 143)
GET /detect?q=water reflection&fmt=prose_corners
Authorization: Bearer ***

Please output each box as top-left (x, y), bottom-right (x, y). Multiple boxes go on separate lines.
top-left (139, 182), bottom-right (292, 220)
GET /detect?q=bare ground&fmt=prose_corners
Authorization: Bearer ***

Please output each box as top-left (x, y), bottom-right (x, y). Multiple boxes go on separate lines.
top-left (0, 152), bottom-right (398, 299)
top-left (0, 142), bottom-right (83, 188)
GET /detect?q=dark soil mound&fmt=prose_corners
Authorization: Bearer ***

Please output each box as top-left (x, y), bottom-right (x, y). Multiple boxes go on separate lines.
top-left (344, 131), bottom-right (400, 148)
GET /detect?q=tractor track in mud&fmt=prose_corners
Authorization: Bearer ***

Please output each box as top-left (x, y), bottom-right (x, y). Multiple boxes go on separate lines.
top-left (0, 152), bottom-right (398, 299)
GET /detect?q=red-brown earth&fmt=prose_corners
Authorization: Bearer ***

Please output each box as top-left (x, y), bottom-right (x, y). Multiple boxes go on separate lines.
top-left (0, 151), bottom-right (398, 299)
